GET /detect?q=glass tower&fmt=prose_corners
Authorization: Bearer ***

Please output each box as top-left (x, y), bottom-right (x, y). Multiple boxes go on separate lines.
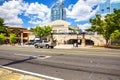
top-left (51, 1), bottom-right (66, 21)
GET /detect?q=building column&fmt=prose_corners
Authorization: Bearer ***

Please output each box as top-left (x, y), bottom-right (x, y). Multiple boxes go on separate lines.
top-left (21, 33), bottom-right (23, 46)
top-left (81, 32), bottom-right (86, 47)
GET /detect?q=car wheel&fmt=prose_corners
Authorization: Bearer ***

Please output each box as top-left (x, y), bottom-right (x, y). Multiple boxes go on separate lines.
top-left (34, 45), bottom-right (38, 48)
top-left (46, 45), bottom-right (49, 49)
top-left (51, 46), bottom-right (54, 49)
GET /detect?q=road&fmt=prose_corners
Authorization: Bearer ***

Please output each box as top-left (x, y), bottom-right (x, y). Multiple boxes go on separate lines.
top-left (0, 45), bottom-right (120, 80)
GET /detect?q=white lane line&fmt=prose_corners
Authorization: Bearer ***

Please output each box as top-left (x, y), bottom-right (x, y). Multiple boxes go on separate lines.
top-left (0, 65), bottom-right (63, 80)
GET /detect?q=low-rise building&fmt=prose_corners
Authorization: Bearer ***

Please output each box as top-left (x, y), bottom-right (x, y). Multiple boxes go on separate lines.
top-left (7, 27), bottom-right (34, 43)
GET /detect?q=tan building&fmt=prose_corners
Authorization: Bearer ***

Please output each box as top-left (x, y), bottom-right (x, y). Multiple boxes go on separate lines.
top-left (49, 20), bottom-right (106, 46)
top-left (7, 27), bottom-right (33, 43)
top-left (49, 20), bottom-right (73, 44)
top-left (50, 20), bottom-right (72, 33)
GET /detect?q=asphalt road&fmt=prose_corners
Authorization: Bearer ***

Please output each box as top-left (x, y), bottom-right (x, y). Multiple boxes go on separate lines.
top-left (0, 45), bottom-right (120, 80)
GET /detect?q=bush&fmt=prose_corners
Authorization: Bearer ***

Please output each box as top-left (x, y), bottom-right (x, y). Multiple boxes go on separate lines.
top-left (9, 34), bottom-right (16, 44)
top-left (0, 33), bottom-right (5, 44)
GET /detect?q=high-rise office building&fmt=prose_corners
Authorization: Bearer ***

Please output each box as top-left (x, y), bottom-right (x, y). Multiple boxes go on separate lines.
top-left (51, 1), bottom-right (66, 21)
top-left (100, 0), bottom-right (110, 14)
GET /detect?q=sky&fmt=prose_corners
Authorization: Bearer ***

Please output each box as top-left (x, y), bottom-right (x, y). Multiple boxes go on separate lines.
top-left (0, 0), bottom-right (120, 30)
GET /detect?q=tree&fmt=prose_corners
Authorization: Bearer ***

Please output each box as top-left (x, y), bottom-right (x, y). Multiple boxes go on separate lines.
top-left (104, 9), bottom-right (120, 44)
top-left (9, 34), bottom-right (17, 45)
top-left (110, 30), bottom-right (120, 45)
top-left (11, 28), bottom-right (23, 43)
top-left (33, 25), bottom-right (52, 39)
top-left (0, 18), bottom-right (7, 34)
top-left (86, 9), bottom-right (120, 46)
top-left (0, 33), bottom-right (5, 44)
top-left (43, 26), bottom-right (52, 37)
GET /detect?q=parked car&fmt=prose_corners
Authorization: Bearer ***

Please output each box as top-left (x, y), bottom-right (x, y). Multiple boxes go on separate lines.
top-left (24, 42), bottom-right (35, 45)
top-left (24, 40), bottom-right (41, 45)
top-left (34, 40), bottom-right (56, 49)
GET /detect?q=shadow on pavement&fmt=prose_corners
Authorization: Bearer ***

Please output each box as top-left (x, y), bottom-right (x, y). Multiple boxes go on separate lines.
top-left (2, 57), bottom-right (36, 66)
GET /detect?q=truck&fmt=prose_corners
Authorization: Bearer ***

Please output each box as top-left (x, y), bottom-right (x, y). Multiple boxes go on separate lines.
top-left (34, 40), bottom-right (56, 49)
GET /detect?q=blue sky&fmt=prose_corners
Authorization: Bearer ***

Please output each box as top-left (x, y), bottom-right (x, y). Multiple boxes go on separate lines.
top-left (0, 0), bottom-right (120, 30)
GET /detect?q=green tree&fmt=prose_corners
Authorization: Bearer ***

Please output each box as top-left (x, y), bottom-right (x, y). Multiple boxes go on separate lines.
top-left (9, 34), bottom-right (17, 44)
top-left (86, 9), bottom-right (120, 45)
top-left (0, 18), bottom-right (7, 34)
top-left (43, 26), bottom-right (52, 36)
top-left (33, 25), bottom-right (52, 38)
top-left (110, 30), bottom-right (120, 45)
top-left (0, 33), bottom-right (5, 44)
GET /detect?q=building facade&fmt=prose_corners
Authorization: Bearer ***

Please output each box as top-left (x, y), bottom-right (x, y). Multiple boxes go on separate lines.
top-left (49, 20), bottom-right (106, 46)
top-left (7, 27), bottom-right (33, 43)
top-left (51, 1), bottom-right (66, 21)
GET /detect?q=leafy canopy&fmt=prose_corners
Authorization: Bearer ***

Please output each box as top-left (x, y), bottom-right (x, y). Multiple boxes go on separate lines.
top-left (0, 33), bottom-right (5, 43)
top-left (32, 25), bottom-right (52, 38)
top-left (9, 33), bottom-right (17, 43)
top-left (86, 9), bottom-right (120, 45)
top-left (0, 18), bottom-right (7, 34)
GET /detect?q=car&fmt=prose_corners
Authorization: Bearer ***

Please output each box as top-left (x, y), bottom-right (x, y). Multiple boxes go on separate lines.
top-left (24, 42), bottom-right (35, 45)
top-left (34, 40), bottom-right (56, 49)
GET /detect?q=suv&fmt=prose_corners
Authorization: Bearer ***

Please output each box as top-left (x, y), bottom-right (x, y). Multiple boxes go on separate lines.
top-left (34, 40), bottom-right (56, 49)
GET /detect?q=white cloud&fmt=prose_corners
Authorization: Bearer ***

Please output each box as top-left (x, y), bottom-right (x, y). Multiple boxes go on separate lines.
top-left (0, 0), bottom-right (27, 27)
top-left (77, 23), bottom-right (91, 31)
top-left (0, 0), bottom-right (51, 27)
top-left (25, 2), bottom-right (51, 26)
top-left (66, 0), bottom-right (99, 22)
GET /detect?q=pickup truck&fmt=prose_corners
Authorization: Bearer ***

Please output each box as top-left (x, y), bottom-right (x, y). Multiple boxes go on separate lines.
top-left (34, 40), bottom-right (56, 49)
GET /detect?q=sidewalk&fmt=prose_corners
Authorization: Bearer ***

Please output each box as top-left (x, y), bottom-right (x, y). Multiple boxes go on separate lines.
top-left (0, 68), bottom-right (45, 80)
top-left (54, 44), bottom-right (73, 49)
top-left (1, 44), bottom-right (106, 50)
top-left (54, 44), bottom-right (94, 49)
top-left (0, 66), bottom-right (63, 80)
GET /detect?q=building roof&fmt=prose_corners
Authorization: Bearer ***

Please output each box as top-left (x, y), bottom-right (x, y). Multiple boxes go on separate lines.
top-left (7, 26), bottom-right (33, 33)
top-left (50, 20), bottom-right (70, 26)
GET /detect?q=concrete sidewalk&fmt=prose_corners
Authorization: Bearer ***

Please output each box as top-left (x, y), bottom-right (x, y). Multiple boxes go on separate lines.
top-left (54, 44), bottom-right (93, 49)
top-left (0, 68), bottom-right (45, 80)
top-left (1, 44), bottom-right (105, 50)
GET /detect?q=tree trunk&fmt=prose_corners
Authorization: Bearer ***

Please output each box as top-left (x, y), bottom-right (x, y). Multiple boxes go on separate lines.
top-left (106, 39), bottom-right (109, 47)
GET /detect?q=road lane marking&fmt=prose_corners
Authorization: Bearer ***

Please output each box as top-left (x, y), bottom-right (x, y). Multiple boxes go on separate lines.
top-left (0, 65), bottom-right (63, 80)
